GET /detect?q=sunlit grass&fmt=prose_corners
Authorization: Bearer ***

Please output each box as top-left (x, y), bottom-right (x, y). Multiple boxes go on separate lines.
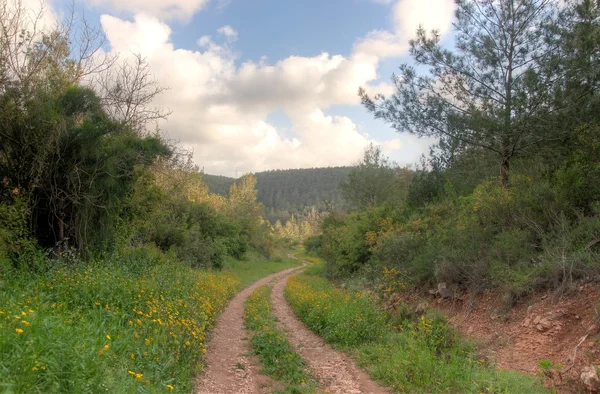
top-left (285, 269), bottom-right (548, 394)
top-left (244, 285), bottom-right (314, 393)
top-left (0, 246), bottom-right (300, 393)
top-left (224, 250), bottom-right (301, 288)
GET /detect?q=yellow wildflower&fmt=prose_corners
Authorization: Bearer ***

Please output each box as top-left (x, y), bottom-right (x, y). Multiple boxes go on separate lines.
top-left (15, 328), bottom-right (23, 334)
top-left (166, 384), bottom-right (174, 390)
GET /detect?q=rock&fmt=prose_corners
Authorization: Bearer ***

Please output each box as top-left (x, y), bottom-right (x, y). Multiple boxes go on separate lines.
top-left (533, 315), bottom-right (541, 325)
top-left (536, 318), bottom-right (552, 332)
top-left (540, 318), bottom-right (552, 327)
top-left (580, 365), bottom-right (600, 392)
top-left (526, 305), bottom-right (534, 317)
top-left (522, 318), bottom-right (531, 327)
top-left (437, 283), bottom-right (454, 299)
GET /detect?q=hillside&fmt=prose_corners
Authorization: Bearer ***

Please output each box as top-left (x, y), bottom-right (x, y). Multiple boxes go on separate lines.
top-left (203, 167), bottom-right (353, 223)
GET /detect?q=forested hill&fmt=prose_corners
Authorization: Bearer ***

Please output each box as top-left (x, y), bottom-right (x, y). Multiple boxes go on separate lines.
top-left (203, 167), bottom-right (353, 222)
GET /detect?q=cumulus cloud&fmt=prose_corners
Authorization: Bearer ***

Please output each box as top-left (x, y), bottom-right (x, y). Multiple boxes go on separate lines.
top-left (99, 14), bottom-right (387, 175)
top-left (89, 0), bottom-right (210, 21)
top-left (217, 25), bottom-right (238, 40)
top-left (97, 0), bottom-right (456, 175)
top-left (353, 0), bottom-right (455, 58)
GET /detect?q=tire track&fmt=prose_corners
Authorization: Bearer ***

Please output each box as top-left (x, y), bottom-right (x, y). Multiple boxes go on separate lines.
top-left (270, 263), bottom-right (390, 394)
top-left (194, 266), bottom-right (302, 394)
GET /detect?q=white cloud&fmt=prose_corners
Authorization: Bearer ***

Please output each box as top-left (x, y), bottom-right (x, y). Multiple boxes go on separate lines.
top-left (354, 0), bottom-right (455, 58)
top-left (217, 25), bottom-right (238, 40)
top-left (97, 0), bottom-right (456, 175)
top-left (89, 0), bottom-right (210, 21)
top-left (100, 14), bottom-right (171, 57)
top-left (393, 0), bottom-right (456, 38)
top-left (382, 138), bottom-right (403, 151)
top-left (98, 14), bottom-right (393, 175)
top-left (197, 35), bottom-right (212, 47)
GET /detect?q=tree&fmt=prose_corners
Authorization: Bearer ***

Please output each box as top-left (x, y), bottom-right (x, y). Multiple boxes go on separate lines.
top-left (341, 144), bottom-right (405, 209)
top-left (96, 54), bottom-right (171, 133)
top-left (360, 0), bottom-right (560, 186)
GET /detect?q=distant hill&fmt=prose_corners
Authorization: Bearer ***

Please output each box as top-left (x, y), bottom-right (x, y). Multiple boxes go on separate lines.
top-left (203, 167), bottom-right (353, 223)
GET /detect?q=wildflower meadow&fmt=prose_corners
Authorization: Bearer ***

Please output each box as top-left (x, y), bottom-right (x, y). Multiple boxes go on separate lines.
top-left (0, 250), bottom-right (238, 393)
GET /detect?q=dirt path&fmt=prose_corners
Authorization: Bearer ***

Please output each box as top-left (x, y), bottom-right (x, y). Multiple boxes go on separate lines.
top-left (194, 266), bottom-right (302, 394)
top-left (271, 268), bottom-right (390, 394)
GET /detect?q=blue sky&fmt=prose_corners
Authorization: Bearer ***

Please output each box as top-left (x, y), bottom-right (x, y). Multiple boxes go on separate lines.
top-left (48, 0), bottom-right (455, 176)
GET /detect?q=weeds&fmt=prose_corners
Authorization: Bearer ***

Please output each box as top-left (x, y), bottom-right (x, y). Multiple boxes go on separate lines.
top-left (285, 271), bottom-right (548, 393)
top-left (245, 285), bottom-right (315, 393)
top-left (0, 247), bottom-right (299, 392)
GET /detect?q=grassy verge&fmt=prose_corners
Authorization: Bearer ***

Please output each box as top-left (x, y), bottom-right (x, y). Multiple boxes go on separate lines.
top-left (225, 249), bottom-right (301, 288)
top-left (285, 265), bottom-right (547, 393)
top-left (245, 285), bottom-right (315, 394)
top-left (0, 246), bottom-right (299, 393)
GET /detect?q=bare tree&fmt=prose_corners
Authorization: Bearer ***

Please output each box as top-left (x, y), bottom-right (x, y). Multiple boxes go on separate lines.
top-left (0, 0), bottom-right (114, 96)
top-left (95, 53), bottom-right (171, 133)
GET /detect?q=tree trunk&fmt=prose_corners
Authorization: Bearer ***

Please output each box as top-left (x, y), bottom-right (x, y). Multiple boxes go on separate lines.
top-left (501, 152), bottom-right (510, 188)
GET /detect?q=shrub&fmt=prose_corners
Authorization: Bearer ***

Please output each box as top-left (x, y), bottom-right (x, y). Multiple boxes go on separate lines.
top-left (302, 234), bottom-right (323, 256)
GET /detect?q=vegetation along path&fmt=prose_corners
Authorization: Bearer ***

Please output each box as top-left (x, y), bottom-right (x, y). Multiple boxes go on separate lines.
top-left (195, 265), bottom-right (303, 394)
top-left (270, 259), bottom-right (390, 394)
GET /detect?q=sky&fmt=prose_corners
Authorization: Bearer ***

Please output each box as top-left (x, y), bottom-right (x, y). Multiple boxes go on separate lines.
top-left (47, 0), bottom-right (457, 177)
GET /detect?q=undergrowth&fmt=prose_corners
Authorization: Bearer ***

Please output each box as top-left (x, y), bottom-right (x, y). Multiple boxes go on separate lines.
top-left (285, 268), bottom-right (548, 393)
top-left (245, 285), bottom-right (314, 394)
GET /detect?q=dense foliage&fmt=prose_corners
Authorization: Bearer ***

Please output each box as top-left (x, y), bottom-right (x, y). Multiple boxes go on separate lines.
top-left (0, 4), bottom-right (278, 391)
top-left (316, 0), bottom-right (600, 303)
top-left (204, 167), bottom-right (352, 224)
top-left (0, 1), bottom-right (274, 269)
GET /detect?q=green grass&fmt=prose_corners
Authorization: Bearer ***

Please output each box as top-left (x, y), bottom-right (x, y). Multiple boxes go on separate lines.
top-left (244, 285), bottom-right (315, 394)
top-left (225, 249), bottom-right (301, 288)
top-left (0, 246), bottom-right (301, 393)
top-left (285, 269), bottom-right (548, 393)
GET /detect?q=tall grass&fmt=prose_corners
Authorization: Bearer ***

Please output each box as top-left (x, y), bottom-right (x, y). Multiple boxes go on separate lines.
top-left (0, 246), bottom-right (299, 393)
top-left (285, 272), bottom-right (547, 393)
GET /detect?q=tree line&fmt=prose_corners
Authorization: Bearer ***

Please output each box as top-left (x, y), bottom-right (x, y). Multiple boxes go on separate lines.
top-left (204, 167), bottom-right (353, 224)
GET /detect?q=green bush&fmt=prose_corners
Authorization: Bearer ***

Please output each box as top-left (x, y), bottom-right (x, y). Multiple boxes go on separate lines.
top-left (302, 234), bottom-right (323, 256)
